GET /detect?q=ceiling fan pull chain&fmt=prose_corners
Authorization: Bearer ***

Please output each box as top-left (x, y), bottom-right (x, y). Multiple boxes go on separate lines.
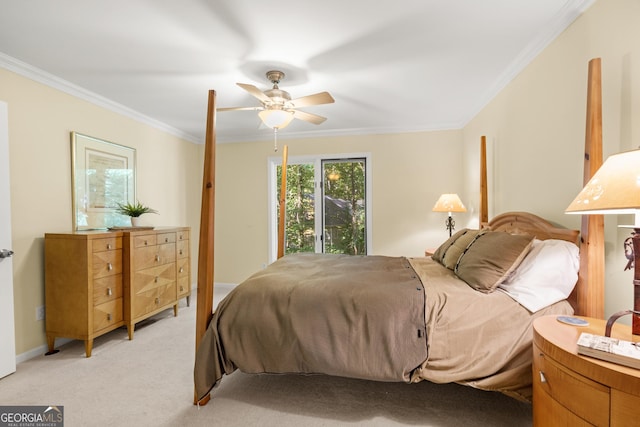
top-left (273, 128), bottom-right (278, 152)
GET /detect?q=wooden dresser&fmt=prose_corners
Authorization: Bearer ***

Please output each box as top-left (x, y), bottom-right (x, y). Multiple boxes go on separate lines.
top-left (122, 227), bottom-right (190, 340)
top-left (44, 227), bottom-right (191, 357)
top-left (533, 315), bottom-right (640, 426)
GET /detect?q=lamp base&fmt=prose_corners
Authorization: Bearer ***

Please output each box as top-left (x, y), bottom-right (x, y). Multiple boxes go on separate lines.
top-left (445, 215), bottom-right (455, 237)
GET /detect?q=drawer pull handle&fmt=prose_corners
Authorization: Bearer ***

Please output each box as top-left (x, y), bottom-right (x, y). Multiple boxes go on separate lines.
top-left (155, 255), bottom-right (160, 262)
top-left (155, 297), bottom-right (160, 305)
top-left (154, 276), bottom-right (159, 283)
top-left (179, 250), bottom-right (183, 255)
top-left (107, 263), bottom-right (113, 271)
top-left (539, 371), bottom-right (547, 383)
top-left (107, 243), bottom-right (112, 250)
top-left (144, 240), bottom-right (148, 246)
top-left (107, 313), bottom-right (112, 321)
top-left (179, 267), bottom-right (184, 273)
top-left (165, 237), bottom-right (169, 243)
top-left (180, 285), bottom-right (184, 291)
top-left (107, 287), bottom-right (112, 296)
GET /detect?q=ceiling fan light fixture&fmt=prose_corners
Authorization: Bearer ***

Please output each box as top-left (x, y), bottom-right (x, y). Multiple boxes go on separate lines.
top-left (259, 109), bottom-right (294, 129)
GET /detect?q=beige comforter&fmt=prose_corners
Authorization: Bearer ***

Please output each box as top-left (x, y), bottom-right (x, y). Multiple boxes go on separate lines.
top-left (194, 253), bottom-right (572, 402)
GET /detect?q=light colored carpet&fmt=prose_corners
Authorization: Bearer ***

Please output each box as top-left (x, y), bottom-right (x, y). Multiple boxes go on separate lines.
top-left (0, 291), bottom-right (532, 426)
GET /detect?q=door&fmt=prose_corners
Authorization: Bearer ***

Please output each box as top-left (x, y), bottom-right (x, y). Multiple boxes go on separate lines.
top-left (272, 154), bottom-right (370, 260)
top-left (0, 101), bottom-right (16, 378)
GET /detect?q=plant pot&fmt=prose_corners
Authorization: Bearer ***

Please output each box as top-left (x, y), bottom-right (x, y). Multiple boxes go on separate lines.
top-left (130, 217), bottom-right (141, 227)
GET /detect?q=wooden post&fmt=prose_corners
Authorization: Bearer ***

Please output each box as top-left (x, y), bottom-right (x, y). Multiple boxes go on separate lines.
top-left (574, 58), bottom-right (605, 318)
top-left (194, 90), bottom-right (216, 405)
top-left (479, 136), bottom-right (488, 225)
top-left (277, 145), bottom-right (288, 259)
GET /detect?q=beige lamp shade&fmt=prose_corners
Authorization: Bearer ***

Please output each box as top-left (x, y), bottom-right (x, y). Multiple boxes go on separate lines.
top-left (259, 109), bottom-right (294, 129)
top-left (566, 149), bottom-right (640, 223)
top-left (433, 194), bottom-right (467, 213)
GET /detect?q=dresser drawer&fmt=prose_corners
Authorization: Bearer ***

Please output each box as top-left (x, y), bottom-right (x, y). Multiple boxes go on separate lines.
top-left (93, 274), bottom-right (123, 306)
top-left (533, 343), bottom-right (609, 426)
top-left (177, 277), bottom-right (190, 297)
top-left (92, 249), bottom-right (122, 279)
top-left (133, 234), bottom-right (157, 248)
top-left (177, 258), bottom-right (189, 278)
top-left (133, 244), bottom-right (176, 270)
top-left (132, 282), bottom-right (176, 318)
top-left (157, 232), bottom-right (176, 245)
top-left (132, 263), bottom-right (176, 293)
top-left (177, 230), bottom-right (189, 241)
top-left (93, 298), bottom-right (123, 332)
top-left (176, 240), bottom-right (189, 259)
top-left (92, 236), bottom-right (122, 252)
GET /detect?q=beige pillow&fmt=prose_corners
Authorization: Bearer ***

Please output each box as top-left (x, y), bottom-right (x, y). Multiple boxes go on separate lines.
top-left (454, 231), bottom-right (535, 293)
top-left (442, 229), bottom-right (483, 270)
top-left (431, 228), bottom-right (469, 265)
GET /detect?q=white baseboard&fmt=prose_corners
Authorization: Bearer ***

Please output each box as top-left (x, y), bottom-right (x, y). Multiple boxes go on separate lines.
top-left (15, 281), bottom-right (237, 364)
top-left (16, 337), bottom-right (72, 364)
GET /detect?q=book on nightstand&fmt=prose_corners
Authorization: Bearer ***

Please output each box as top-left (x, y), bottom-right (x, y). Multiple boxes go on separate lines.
top-left (577, 332), bottom-right (640, 370)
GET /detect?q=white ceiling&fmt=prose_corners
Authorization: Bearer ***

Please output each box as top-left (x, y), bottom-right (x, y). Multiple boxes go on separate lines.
top-left (0, 0), bottom-right (594, 144)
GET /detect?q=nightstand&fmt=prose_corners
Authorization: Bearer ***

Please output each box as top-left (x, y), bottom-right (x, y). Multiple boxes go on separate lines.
top-left (532, 315), bottom-right (640, 426)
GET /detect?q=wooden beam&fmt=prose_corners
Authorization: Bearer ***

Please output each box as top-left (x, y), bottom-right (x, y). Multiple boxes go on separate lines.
top-left (574, 58), bottom-right (605, 318)
top-left (194, 90), bottom-right (216, 404)
top-left (277, 145), bottom-right (288, 259)
top-left (479, 136), bottom-right (488, 225)
top-left (195, 90), bottom-right (217, 344)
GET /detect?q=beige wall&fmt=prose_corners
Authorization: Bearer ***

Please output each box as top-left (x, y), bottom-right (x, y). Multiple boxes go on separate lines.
top-left (1, 68), bottom-right (202, 356)
top-left (214, 131), bottom-right (464, 284)
top-left (463, 0), bottom-right (640, 319)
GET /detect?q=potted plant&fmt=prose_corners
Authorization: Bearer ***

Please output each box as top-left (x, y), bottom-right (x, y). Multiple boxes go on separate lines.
top-left (116, 200), bottom-right (158, 226)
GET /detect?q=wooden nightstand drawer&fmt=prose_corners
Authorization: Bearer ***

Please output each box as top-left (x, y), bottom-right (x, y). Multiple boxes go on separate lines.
top-left (93, 298), bottom-right (123, 332)
top-left (93, 274), bottom-right (123, 305)
top-left (177, 230), bottom-right (189, 241)
top-left (92, 249), bottom-right (122, 279)
top-left (533, 344), bottom-right (609, 426)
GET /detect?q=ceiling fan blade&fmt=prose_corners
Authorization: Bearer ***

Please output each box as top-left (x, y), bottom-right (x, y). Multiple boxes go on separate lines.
top-left (217, 106), bottom-right (262, 112)
top-left (290, 92), bottom-right (335, 108)
top-left (293, 110), bottom-right (327, 125)
top-left (237, 83), bottom-right (272, 104)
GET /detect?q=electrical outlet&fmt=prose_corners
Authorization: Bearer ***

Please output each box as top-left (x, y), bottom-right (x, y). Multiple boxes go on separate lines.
top-left (36, 305), bottom-right (45, 321)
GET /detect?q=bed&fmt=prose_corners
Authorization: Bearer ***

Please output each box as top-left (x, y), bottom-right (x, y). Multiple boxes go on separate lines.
top-left (193, 58), bottom-right (606, 405)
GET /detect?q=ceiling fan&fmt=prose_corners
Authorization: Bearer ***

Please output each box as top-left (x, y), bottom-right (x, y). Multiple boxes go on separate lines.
top-left (218, 70), bottom-right (335, 130)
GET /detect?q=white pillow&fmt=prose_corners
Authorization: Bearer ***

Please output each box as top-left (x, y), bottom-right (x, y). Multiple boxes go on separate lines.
top-left (498, 238), bottom-right (580, 312)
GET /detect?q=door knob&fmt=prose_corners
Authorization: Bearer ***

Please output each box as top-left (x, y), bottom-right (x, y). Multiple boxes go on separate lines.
top-left (0, 249), bottom-right (14, 258)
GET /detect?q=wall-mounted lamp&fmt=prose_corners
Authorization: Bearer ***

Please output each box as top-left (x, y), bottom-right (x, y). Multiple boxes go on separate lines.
top-left (566, 148), bottom-right (640, 335)
top-left (433, 193), bottom-right (467, 237)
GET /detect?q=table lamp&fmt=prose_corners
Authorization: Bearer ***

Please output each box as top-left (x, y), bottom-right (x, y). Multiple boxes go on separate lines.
top-left (566, 148), bottom-right (640, 336)
top-left (433, 194), bottom-right (467, 237)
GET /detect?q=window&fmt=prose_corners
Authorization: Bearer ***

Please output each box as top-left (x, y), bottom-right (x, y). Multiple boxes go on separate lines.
top-left (268, 153), bottom-right (371, 262)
